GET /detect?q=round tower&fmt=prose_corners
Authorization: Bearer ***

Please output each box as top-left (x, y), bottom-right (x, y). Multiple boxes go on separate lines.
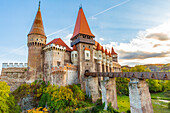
top-left (27, 2), bottom-right (46, 79)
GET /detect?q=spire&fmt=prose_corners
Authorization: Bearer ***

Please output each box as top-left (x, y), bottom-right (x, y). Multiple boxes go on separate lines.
top-left (71, 7), bottom-right (95, 40)
top-left (38, 1), bottom-right (41, 11)
top-left (111, 47), bottom-right (117, 55)
top-left (28, 2), bottom-right (46, 37)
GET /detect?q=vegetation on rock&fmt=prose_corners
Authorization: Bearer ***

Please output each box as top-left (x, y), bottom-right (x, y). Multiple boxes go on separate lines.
top-left (0, 81), bottom-right (21, 113)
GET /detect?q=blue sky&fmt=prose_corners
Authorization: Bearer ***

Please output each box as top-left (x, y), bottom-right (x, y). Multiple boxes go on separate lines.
top-left (1, 0), bottom-right (170, 72)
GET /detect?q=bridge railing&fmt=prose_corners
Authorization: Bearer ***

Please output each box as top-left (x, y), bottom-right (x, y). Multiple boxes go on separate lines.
top-left (85, 72), bottom-right (170, 80)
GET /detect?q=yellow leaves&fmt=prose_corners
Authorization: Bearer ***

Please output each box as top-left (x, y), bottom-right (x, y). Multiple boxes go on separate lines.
top-left (0, 81), bottom-right (11, 112)
top-left (27, 107), bottom-right (48, 113)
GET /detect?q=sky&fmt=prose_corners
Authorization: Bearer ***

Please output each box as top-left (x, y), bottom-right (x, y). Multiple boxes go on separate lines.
top-left (1, 0), bottom-right (170, 72)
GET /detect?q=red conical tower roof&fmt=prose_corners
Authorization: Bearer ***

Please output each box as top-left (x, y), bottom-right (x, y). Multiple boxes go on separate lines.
top-left (28, 2), bottom-right (46, 37)
top-left (71, 7), bottom-right (95, 40)
top-left (72, 45), bottom-right (77, 51)
top-left (111, 47), bottom-right (117, 55)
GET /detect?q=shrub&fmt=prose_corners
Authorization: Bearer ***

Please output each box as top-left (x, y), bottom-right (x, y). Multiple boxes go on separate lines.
top-left (7, 95), bottom-right (21, 113)
top-left (69, 84), bottom-right (85, 101)
top-left (27, 107), bottom-right (48, 113)
top-left (43, 85), bottom-right (77, 112)
top-left (107, 103), bottom-right (119, 113)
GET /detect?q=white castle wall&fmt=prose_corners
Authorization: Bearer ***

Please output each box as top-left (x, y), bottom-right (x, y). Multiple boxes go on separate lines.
top-left (2, 63), bottom-right (27, 68)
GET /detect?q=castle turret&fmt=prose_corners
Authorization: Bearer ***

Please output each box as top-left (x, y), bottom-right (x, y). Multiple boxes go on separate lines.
top-left (102, 47), bottom-right (106, 72)
top-left (27, 2), bottom-right (46, 79)
top-left (105, 49), bottom-right (110, 72)
top-left (71, 45), bottom-right (78, 65)
top-left (70, 6), bottom-right (95, 89)
top-left (96, 43), bottom-right (102, 62)
top-left (111, 47), bottom-right (118, 62)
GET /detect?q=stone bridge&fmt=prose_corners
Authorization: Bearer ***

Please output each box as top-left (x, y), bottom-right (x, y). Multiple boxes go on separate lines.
top-left (85, 72), bottom-right (170, 113)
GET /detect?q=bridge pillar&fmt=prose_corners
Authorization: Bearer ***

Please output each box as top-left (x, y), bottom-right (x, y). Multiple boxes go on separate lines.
top-left (97, 62), bottom-right (103, 81)
top-left (129, 78), bottom-right (153, 113)
top-left (86, 76), bottom-right (100, 103)
top-left (101, 77), bottom-right (118, 110)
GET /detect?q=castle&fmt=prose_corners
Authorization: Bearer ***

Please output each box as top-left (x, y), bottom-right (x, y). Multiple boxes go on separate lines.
top-left (1, 3), bottom-right (121, 91)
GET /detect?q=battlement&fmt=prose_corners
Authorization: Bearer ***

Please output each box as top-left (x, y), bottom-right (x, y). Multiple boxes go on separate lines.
top-left (43, 44), bottom-right (66, 51)
top-left (51, 63), bottom-right (77, 73)
top-left (2, 63), bottom-right (27, 68)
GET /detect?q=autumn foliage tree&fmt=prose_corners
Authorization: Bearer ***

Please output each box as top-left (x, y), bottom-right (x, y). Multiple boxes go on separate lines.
top-left (0, 81), bottom-right (21, 113)
top-left (0, 81), bottom-right (10, 112)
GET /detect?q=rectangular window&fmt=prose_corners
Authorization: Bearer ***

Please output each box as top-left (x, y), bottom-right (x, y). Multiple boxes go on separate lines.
top-left (72, 54), bottom-right (74, 58)
top-left (87, 53), bottom-right (89, 57)
top-left (75, 54), bottom-right (77, 57)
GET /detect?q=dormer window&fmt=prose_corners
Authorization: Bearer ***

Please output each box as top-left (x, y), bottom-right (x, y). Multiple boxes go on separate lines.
top-left (84, 48), bottom-right (90, 61)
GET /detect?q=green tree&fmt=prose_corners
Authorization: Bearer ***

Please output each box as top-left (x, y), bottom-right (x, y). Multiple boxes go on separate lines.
top-left (117, 65), bottom-right (151, 95)
top-left (130, 65), bottom-right (151, 72)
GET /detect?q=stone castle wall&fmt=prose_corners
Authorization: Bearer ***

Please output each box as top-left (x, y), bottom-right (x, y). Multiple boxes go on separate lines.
top-left (49, 64), bottom-right (78, 86)
top-left (0, 63), bottom-right (27, 91)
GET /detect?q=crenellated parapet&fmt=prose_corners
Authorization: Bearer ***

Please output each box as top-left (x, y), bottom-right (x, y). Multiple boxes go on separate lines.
top-left (2, 63), bottom-right (27, 68)
top-left (51, 63), bottom-right (77, 74)
top-left (43, 44), bottom-right (66, 51)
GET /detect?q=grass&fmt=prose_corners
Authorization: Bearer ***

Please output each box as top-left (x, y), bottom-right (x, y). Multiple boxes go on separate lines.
top-left (117, 93), bottom-right (170, 113)
top-left (117, 95), bottom-right (130, 112)
top-left (151, 92), bottom-right (170, 100)
top-left (152, 99), bottom-right (170, 113)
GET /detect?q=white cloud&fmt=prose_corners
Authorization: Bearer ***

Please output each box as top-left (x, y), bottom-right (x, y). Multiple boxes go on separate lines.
top-left (99, 38), bottom-right (105, 41)
top-left (102, 19), bottom-right (170, 66)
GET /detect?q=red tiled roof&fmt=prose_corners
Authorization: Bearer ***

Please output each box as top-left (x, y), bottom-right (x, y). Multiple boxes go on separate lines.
top-left (111, 47), bottom-right (117, 55)
top-left (84, 47), bottom-right (90, 51)
top-left (71, 7), bottom-right (95, 40)
top-left (47, 38), bottom-right (72, 51)
top-left (105, 49), bottom-right (108, 55)
top-left (109, 51), bottom-right (112, 57)
top-left (96, 43), bottom-right (102, 51)
top-left (28, 5), bottom-right (46, 36)
top-left (72, 45), bottom-right (77, 51)
top-left (101, 46), bottom-right (105, 53)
